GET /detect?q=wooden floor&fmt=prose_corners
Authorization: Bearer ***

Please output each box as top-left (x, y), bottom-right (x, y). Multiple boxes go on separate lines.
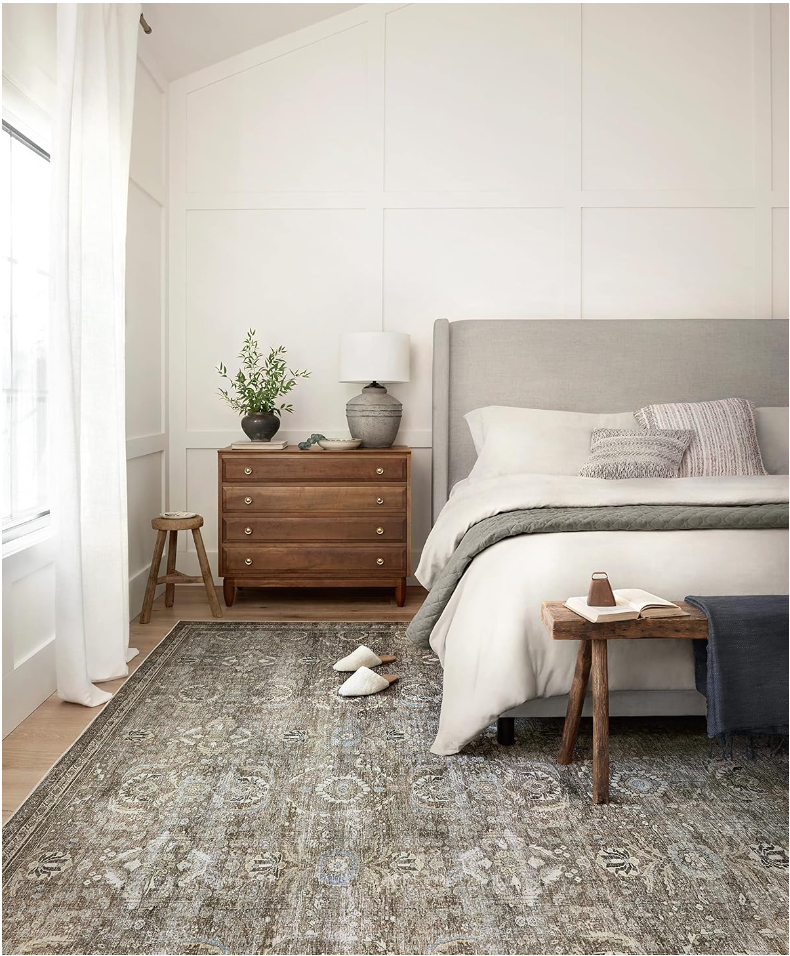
top-left (2, 585), bottom-right (426, 823)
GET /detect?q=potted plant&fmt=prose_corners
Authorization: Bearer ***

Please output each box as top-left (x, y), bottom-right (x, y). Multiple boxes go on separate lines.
top-left (217, 330), bottom-right (310, 441)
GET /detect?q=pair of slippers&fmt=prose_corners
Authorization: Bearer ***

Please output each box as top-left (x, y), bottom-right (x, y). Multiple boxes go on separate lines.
top-left (334, 645), bottom-right (399, 697)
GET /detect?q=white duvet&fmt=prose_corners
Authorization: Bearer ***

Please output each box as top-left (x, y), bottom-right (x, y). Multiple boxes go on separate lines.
top-left (416, 475), bottom-right (789, 756)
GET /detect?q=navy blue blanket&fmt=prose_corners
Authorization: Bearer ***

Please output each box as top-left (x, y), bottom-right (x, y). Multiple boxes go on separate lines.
top-left (686, 595), bottom-right (789, 739)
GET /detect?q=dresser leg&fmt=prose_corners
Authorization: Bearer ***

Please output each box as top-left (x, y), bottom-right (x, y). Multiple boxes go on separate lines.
top-left (395, 578), bottom-right (406, 607)
top-left (223, 579), bottom-right (236, 607)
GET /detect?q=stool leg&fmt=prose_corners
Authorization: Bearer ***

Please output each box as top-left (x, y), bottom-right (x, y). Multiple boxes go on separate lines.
top-left (165, 530), bottom-right (178, 607)
top-left (140, 530), bottom-right (167, 624)
top-left (192, 528), bottom-right (222, 619)
top-left (558, 641), bottom-right (592, 765)
top-left (591, 640), bottom-right (610, 805)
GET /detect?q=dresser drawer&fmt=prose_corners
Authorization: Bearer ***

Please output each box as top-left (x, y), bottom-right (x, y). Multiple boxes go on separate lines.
top-left (222, 546), bottom-right (407, 574)
top-left (223, 516), bottom-right (407, 543)
top-left (222, 455), bottom-right (406, 483)
top-left (222, 485), bottom-right (406, 513)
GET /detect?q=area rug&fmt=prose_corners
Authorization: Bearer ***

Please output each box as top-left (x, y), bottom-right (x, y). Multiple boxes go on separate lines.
top-left (3, 622), bottom-right (788, 956)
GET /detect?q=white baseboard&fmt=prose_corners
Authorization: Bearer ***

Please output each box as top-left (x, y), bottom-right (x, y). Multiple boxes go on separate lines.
top-left (128, 564), bottom-right (165, 619)
top-left (2, 639), bottom-right (56, 737)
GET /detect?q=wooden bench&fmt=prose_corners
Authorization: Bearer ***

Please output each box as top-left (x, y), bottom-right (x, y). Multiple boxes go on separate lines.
top-left (541, 601), bottom-right (709, 804)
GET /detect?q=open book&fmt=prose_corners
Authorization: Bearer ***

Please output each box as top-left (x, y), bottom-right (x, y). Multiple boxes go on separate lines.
top-left (565, 588), bottom-right (689, 624)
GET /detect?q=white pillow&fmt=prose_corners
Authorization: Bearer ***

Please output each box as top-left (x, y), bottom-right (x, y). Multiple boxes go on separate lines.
top-left (755, 407), bottom-right (789, 475)
top-left (465, 406), bottom-right (639, 480)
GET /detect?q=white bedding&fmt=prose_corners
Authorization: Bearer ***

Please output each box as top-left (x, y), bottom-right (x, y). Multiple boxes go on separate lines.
top-left (416, 475), bottom-right (789, 756)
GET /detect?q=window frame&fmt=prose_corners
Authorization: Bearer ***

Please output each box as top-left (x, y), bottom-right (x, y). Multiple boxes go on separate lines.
top-left (2, 118), bottom-right (52, 549)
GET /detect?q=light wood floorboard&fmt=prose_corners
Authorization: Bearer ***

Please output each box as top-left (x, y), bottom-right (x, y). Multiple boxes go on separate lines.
top-left (3, 585), bottom-right (426, 823)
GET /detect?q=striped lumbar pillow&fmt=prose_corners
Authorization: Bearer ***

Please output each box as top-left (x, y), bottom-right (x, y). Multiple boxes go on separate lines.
top-left (634, 398), bottom-right (766, 477)
top-left (579, 428), bottom-right (692, 479)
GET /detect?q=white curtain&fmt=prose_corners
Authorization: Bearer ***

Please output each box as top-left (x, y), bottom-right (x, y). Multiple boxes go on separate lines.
top-left (52, 3), bottom-right (140, 706)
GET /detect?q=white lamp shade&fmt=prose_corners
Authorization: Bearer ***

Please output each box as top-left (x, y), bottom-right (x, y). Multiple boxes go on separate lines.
top-left (339, 332), bottom-right (411, 384)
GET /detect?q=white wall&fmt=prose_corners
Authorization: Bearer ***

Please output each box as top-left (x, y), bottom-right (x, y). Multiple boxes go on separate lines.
top-left (2, 9), bottom-right (168, 734)
top-left (126, 48), bottom-right (169, 617)
top-left (169, 2), bottom-right (789, 578)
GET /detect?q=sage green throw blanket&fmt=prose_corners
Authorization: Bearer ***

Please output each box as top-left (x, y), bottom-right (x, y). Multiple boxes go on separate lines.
top-left (406, 503), bottom-right (789, 647)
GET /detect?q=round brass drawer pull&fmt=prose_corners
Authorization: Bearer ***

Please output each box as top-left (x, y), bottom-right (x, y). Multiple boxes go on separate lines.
top-left (376, 497), bottom-right (384, 505)
top-left (244, 496), bottom-right (253, 505)
top-left (244, 467), bottom-right (252, 475)
top-left (376, 557), bottom-right (384, 566)
top-left (376, 527), bottom-right (384, 535)
top-left (245, 558), bottom-right (253, 566)
top-left (244, 527), bottom-right (253, 535)
top-left (376, 467), bottom-right (384, 475)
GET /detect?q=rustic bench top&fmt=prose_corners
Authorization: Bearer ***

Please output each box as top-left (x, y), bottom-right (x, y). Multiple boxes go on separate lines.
top-left (541, 601), bottom-right (709, 641)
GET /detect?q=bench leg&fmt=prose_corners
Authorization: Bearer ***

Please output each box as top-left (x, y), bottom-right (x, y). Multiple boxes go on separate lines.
top-left (591, 639), bottom-right (610, 804)
top-left (139, 530), bottom-right (167, 624)
top-left (164, 530), bottom-right (178, 607)
top-left (558, 640), bottom-right (592, 764)
top-left (497, 717), bottom-right (515, 745)
top-left (192, 528), bottom-right (222, 619)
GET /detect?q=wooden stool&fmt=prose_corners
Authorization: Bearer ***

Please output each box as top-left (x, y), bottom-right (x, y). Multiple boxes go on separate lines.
top-left (139, 514), bottom-right (222, 624)
top-left (539, 601), bottom-right (708, 804)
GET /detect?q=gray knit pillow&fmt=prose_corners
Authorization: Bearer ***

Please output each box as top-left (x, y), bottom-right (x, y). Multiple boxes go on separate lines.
top-left (579, 428), bottom-right (693, 479)
top-left (634, 398), bottom-right (766, 477)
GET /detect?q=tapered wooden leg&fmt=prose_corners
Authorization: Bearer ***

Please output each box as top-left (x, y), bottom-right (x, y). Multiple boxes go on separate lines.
top-left (558, 641), bottom-right (592, 764)
top-left (591, 639), bottom-right (610, 804)
top-left (192, 528), bottom-right (222, 619)
top-left (497, 717), bottom-right (515, 745)
top-left (395, 578), bottom-right (406, 607)
top-left (139, 530), bottom-right (167, 624)
top-left (164, 530), bottom-right (178, 607)
top-left (223, 579), bottom-right (236, 607)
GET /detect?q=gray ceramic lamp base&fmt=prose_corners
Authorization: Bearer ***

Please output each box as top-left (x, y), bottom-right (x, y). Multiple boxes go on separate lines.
top-left (346, 383), bottom-right (402, 448)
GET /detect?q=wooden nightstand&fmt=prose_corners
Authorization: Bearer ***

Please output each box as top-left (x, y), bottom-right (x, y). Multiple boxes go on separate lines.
top-left (217, 446), bottom-right (411, 607)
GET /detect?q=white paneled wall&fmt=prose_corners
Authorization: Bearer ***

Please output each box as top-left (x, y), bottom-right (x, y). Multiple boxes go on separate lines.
top-left (169, 3), bottom-right (789, 577)
top-left (126, 52), bottom-right (168, 616)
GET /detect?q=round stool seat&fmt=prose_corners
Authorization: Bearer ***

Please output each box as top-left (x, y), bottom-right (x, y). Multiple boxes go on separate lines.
top-left (152, 514), bottom-right (204, 532)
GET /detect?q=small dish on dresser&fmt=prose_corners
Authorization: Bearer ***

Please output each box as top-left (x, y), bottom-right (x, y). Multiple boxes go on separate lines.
top-left (317, 439), bottom-right (362, 450)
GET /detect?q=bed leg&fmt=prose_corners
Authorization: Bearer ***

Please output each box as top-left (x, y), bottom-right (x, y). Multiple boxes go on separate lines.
top-left (497, 717), bottom-right (515, 746)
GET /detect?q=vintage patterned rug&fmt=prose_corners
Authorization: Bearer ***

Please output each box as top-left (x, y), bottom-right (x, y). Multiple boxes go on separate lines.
top-left (3, 621), bottom-right (788, 956)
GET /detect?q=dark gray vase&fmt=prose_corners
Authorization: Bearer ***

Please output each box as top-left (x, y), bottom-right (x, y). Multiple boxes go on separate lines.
top-left (241, 410), bottom-right (280, 442)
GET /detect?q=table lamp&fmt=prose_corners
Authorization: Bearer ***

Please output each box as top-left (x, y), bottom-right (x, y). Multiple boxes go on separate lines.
top-left (339, 332), bottom-right (411, 447)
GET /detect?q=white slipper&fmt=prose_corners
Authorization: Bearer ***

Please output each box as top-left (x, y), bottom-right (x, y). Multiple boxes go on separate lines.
top-left (337, 667), bottom-right (399, 697)
top-left (333, 645), bottom-right (397, 672)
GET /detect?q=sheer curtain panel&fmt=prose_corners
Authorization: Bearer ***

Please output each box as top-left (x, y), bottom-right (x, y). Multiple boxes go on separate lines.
top-left (52, 3), bottom-right (140, 705)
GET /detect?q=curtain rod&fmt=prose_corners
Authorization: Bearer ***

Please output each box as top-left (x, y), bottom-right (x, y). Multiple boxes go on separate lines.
top-left (139, 13), bottom-right (152, 34)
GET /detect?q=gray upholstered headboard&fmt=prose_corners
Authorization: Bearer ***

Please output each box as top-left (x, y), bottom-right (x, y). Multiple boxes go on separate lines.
top-left (432, 318), bottom-right (789, 522)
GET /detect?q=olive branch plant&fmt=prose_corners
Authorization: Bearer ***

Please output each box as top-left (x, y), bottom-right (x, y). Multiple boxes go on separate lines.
top-left (216, 329), bottom-right (310, 417)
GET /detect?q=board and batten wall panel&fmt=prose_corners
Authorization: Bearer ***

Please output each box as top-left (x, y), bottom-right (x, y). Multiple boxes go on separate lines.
top-left (169, 3), bottom-right (789, 579)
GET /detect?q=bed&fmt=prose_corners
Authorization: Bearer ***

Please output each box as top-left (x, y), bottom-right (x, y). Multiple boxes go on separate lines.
top-left (408, 318), bottom-right (789, 755)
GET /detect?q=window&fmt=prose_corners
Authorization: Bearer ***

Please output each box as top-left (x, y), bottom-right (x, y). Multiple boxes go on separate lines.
top-left (2, 120), bottom-right (51, 543)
